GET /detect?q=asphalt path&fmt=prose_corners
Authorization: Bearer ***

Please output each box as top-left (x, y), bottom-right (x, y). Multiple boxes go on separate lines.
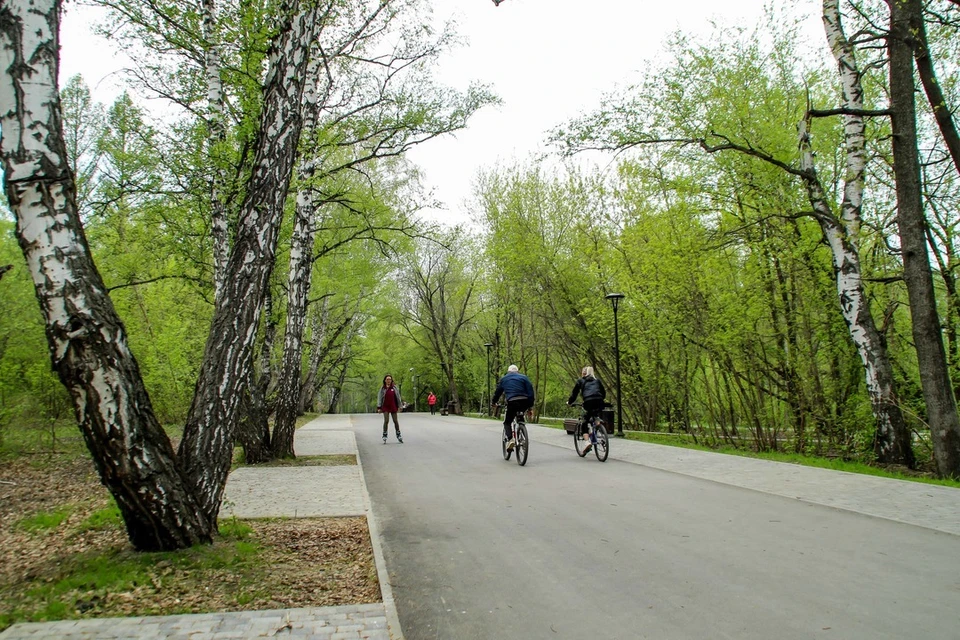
top-left (358, 413), bottom-right (960, 640)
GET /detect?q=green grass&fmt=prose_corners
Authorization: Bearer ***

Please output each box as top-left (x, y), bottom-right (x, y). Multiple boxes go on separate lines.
top-left (296, 413), bottom-right (320, 428)
top-left (619, 431), bottom-right (960, 488)
top-left (77, 504), bottom-right (122, 532)
top-left (15, 507), bottom-right (74, 532)
top-left (0, 519), bottom-right (266, 630)
top-left (235, 454), bottom-right (356, 468)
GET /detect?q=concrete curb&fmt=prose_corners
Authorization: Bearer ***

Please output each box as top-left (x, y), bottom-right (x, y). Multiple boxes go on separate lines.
top-left (350, 417), bottom-right (405, 640)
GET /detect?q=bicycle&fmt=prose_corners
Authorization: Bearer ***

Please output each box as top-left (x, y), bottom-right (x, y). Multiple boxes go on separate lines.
top-left (570, 402), bottom-right (609, 462)
top-left (495, 404), bottom-right (529, 466)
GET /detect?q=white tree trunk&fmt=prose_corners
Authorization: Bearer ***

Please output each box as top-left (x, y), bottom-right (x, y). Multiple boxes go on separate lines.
top-left (272, 47), bottom-right (325, 458)
top-left (203, 0), bottom-right (230, 300)
top-left (0, 0), bottom-right (212, 550)
top-left (178, 0), bottom-right (322, 519)
top-left (821, 0), bottom-right (914, 465)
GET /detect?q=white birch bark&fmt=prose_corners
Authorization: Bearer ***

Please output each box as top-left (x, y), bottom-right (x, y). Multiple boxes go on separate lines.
top-left (803, 0), bottom-right (914, 465)
top-left (271, 46), bottom-right (325, 458)
top-left (300, 296), bottom-right (332, 412)
top-left (0, 0), bottom-right (212, 550)
top-left (178, 0), bottom-right (323, 518)
top-left (203, 0), bottom-right (230, 301)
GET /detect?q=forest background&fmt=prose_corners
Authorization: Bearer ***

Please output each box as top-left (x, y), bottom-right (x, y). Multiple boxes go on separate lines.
top-left (3, 0), bottom-right (960, 551)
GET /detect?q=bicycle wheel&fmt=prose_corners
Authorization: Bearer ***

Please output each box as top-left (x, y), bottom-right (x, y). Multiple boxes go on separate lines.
top-left (574, 421), bottom-right (589, 457)
top-left (593, 422), bottom-right (609, 462)
top-left (515, 423), bottom-right (529, 466)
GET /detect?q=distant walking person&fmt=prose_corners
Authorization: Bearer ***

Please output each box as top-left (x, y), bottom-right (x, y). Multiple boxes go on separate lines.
top-left (491, 365), bottom-right (535, 452)
top-left (567, 366), bottom-right (606, 454)
top-left (427, 392), bottom-right (437, 415)
top-left (377, 374), bottom-right (403, 444)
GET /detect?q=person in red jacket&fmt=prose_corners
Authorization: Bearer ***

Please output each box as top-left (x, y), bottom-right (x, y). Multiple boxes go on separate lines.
top-left (377, 374), bottom-right (403, 444)
top-left (427, 392), bottom-right (437, 415)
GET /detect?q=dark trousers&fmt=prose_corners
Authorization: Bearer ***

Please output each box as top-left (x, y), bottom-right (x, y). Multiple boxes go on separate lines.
top-left (429, 404), bottom-right (436, 415)
top-left (581, 398), bottom-right (604, 436)
top-left (503, 397), bottom-right (530, 440)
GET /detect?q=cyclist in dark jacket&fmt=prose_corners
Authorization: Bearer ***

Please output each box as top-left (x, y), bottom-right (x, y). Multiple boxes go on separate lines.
top-left (492, 365), bottom-right (535, 451)
top-left (568, 366), bottom-right (606, 452)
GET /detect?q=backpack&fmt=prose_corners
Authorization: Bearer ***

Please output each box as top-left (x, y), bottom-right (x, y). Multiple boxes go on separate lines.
top-left (581, 377), bottom-right (604, 401)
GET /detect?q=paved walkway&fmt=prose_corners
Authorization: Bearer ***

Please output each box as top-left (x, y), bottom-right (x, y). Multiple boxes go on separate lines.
top-left (523, 421), bottom-right (960, 536)
top-left (1, 416), bottom-right (402, 640)
top-left (4, 415), bottom-right (958, 639)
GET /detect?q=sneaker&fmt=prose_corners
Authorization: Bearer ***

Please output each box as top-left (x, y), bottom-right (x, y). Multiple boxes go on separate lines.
top-left (397, 433), bottom-right (403, 443)
top-left (583, 443), bottom-right (592, 454)
top-left (382, 435), bottom-right (387, 444)
top-left (505, 438), bottom-right (516, 452)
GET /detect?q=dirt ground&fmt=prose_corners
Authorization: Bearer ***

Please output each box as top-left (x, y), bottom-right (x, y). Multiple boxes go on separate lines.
top-left (0, 455), bottom-right (380, 630)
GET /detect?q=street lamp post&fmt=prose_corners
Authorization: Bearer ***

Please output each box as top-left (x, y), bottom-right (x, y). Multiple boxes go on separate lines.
top-left (440, 362), bottom-right (447, 412)
top-left (409, 368), bottom-right (416, 412)
top-left (606, 293), bottom-right (625, 437)
top-left (484, 342), bottom-right (494, 414)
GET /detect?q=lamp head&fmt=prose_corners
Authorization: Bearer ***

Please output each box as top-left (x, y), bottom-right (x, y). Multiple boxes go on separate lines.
top-left (605, 292), bottom-right (625, 311)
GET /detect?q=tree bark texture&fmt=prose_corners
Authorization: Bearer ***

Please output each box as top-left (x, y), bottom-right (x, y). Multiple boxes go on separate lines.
top-left (178, 0), bottom-right (321, 518)
top-left (300, 297), bottom-right (331, 413)
top-left (272, 49), bottom-right (324, 459)
top-left (0, 0), bottom-right (213, 550)
top-left (909, 2), bottom-right (960, 178)
top-left (818, 0), bottom-right (915, 466)
top-left (798, 123), bottom-right (914, 465)
top-left (235, 290), bottom-right (275, 463)
top-left (888, 0), bottom-right (960, 477)
top-left (202, 0), bottom-right (230, 302)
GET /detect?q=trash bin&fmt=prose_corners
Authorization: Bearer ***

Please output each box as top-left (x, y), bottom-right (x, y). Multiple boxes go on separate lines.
top-left (601, 408), bottom-right (615, 433)
top-left (563, 419), bottom-right (579, 435)
top-left (446, 400), bottom-right (456, 416)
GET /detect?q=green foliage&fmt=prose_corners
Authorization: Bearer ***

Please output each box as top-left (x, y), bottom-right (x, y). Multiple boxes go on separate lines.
top-left (0, 221), bottom-right (74, 455)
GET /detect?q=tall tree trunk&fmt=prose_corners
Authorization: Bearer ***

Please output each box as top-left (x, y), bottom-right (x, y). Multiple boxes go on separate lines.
top-left (817, 0), bottom-right (915, 465)
top-left (272, 47), bottom-right (325, 459)
top-left (178, 0), bottom-right (321, 518)
top-left (0, 0), bottom-right (213, 550)
top-left (888, 0), bottom-right (960, 477)
top-left (909, 0), bottom-right (960, 178)
top-left (798, 121), bottom-right (914, 465)
top-left (300, 297), bottom-right (331, 413)
top-left (315, 312), bottom-right (360, 407)
top-left (327, 360), bottom-right (350, 413)
top-left (203, 0), bottom-right (230, 301)
top-left (236, 290), bottom-right (276, 463)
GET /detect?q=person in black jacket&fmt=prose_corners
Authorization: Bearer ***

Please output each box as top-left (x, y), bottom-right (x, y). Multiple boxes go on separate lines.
top-left (567, 366), bottom-right (606, 453)
top-left (491, 364), bottom-right (535, 451)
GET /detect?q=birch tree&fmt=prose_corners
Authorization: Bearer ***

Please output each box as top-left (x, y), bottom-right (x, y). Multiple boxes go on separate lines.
top-left (800, 0), bottom-right (914, 464)
top-left (0, 0), bottom-right (213, 550)
top-left (552, 12), bottom-right (917, 463)
top-left (202, 0), bottom-right (230, 300)
top-left (270, 7), bottom-right (494, 457)
top-left (177, 0), bottom-right (323, 517)
top-left (888, 0), bottom-right (960, 477)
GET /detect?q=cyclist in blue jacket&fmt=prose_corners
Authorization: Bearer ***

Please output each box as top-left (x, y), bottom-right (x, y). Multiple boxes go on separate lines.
top-left (492, 364), bottom-right (535, 451)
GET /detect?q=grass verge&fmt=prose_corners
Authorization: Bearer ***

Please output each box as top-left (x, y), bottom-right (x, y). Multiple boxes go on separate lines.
top-left (0, 454), bottom-right (378, 632)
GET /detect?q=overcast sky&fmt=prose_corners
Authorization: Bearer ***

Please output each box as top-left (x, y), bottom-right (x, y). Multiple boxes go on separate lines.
top-left (59, 0), bottom-right (820, 225)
